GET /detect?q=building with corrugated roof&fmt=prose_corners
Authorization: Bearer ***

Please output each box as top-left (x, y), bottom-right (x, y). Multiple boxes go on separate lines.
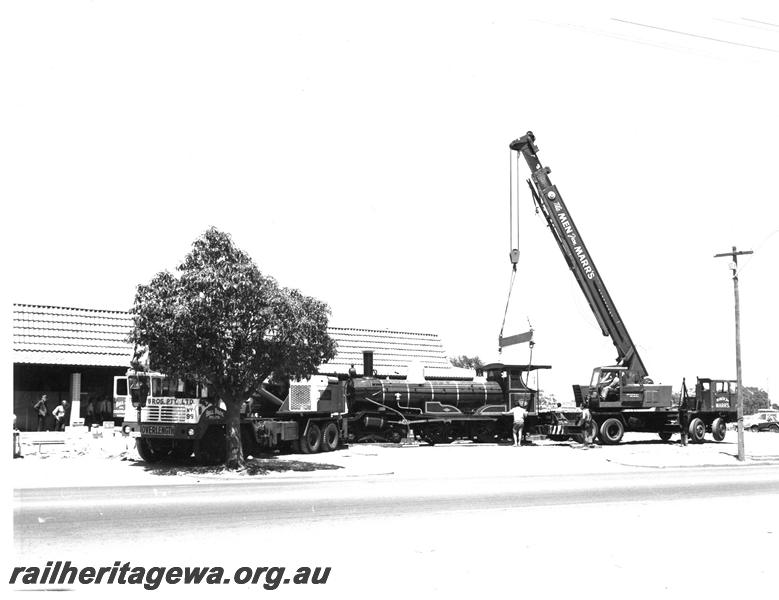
top-left (12, 303), bottom-right (472, 431)
top-left (13, 304), bottom-right (136, 431)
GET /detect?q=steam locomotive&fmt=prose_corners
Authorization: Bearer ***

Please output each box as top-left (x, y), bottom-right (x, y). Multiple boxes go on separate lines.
top-left (336, 362), bottom-right (552, 445)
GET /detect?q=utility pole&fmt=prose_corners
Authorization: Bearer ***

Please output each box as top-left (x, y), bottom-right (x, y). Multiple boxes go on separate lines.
top-left (714, 246), bottom-right (753, 462)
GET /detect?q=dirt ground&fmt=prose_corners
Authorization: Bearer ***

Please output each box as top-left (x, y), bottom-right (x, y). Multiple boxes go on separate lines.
top-left (12, 428), bottom-right (779, 489)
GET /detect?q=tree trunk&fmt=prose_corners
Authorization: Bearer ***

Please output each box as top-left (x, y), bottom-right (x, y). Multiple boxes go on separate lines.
top-left (224, 398), bottom-right (245, 470)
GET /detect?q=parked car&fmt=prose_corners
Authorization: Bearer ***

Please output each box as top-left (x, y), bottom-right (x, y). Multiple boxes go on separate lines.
top-left (747, 412), bottom-right (779, 433)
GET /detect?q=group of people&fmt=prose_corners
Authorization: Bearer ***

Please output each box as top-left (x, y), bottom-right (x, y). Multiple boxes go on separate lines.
top-left (32, 394), bottom-right (69, 432)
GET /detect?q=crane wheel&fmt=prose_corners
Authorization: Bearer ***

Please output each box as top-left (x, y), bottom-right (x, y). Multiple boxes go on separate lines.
top-left (300, 422), bottom-right (322, 454)
top-left (598, 418), bottom-right (625, 445)
top-left (321, 422), bottom-right (340, 452)
top-left (688, 418), bottom-right (706, 444)
top-left (711, 418), bottom-right (727, 442)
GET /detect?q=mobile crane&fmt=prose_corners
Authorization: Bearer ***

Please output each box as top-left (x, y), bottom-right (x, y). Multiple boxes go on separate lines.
top-left (510, 132), bottom-right (736, 444)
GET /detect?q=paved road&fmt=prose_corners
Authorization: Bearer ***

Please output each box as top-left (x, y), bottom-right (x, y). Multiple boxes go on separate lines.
top-left (14, 465), bottom-right (779, 598)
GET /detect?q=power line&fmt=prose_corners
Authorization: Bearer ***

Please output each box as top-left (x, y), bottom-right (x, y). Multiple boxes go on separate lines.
top-left (532, 18), bottom-right (726, 61)
top-left (714, 17), bottom-right (779, 34)
top-left (612, 18), bottom-right (779, 53)
top-left (739, 229), bottom-right (779, 273)
top-left (742, 17), bottom-right (779, 29)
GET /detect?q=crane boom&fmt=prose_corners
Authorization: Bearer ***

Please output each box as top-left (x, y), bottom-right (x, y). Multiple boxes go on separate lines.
top-left (509, 132), bottom-right (648, 383)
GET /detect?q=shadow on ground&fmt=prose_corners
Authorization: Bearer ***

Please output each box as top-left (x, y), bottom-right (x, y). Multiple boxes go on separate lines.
top-left (128, 455), bottom-right (343, 477)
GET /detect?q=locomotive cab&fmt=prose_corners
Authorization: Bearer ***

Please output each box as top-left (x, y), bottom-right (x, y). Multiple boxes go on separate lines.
top-left (481, 363), bottom-right (551, 416)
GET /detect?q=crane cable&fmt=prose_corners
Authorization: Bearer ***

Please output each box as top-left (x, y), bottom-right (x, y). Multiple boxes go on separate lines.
top-left (523, 320), bottom-right (535, 387)
top-left (499, 150), bottom-right (522, 353)
top-left (498, 266), bottom-right (517, 354)
top-left (499, 150), bottom-right (537, 385)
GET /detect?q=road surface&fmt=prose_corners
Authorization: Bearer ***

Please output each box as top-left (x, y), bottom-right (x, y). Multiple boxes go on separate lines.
top-left (13, 465), bottom-right (779, 598)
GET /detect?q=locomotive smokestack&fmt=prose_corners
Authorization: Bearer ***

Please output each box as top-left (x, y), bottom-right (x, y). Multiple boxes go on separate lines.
top-left (363, 351), bottom-right (374, 378)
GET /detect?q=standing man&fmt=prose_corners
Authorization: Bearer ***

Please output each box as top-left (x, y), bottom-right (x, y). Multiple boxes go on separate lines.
top-left (52, 400), bottom-right (68, 432)
top-left (678, 396), bottom-right (689, 446)
top-left (33, 394), bottom-right (48, 431)
top-left (508, 401), bottom-right (527, 447)
top-left (580, 400), bottom-right (595, 446)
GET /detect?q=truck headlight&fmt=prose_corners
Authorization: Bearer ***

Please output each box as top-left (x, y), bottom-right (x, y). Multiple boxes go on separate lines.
top-left (187, 428), bottom-right (196, 437)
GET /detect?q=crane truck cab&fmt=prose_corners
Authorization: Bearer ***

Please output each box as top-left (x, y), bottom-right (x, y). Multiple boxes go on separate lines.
top-left (587, 366), bottom-right (672, 410)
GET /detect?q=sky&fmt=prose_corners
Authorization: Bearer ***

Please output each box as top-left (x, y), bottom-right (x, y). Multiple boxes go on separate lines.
top-left (3, 0), bottom-right (778, 402)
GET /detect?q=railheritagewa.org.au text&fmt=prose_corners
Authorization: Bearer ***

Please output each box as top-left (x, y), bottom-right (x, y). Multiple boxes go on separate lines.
top-left (10, 561), bottom-right (331, 590)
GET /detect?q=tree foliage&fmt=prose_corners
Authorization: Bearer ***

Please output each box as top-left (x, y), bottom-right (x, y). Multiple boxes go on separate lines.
top-left (742, 386), bottom-right (771, 415)
top-left (130, 227), bottom-right (336, 469)
top-left (449, 355), bottom-right (484, 370)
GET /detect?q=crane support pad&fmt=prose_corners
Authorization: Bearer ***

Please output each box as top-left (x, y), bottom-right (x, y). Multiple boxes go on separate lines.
top-left (499, 330), bottom-right (533, 348)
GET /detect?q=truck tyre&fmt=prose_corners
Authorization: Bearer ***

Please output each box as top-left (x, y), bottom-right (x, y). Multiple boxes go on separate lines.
top-left (688, 418), bottom-right (706, 444)
top-left (598, 418), bottom-right (625, 445)
top-left (658, 432), bottom-right (673, 442)
top-left (299, 423), bottom-right (322, 454)
top-left (711, 418), bottom-right (727, 442)
top-left (321, 422), bottom-right (339, 452)
top-left (195, 428), bottom-right (227, 464)
top-left (170, 441), bottom-right (194, 461)
top-left (136, 438), bottom-right (164, 463)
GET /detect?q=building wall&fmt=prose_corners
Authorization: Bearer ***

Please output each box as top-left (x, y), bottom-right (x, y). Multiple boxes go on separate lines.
top-left (14, 364), bottom-right (126, 431)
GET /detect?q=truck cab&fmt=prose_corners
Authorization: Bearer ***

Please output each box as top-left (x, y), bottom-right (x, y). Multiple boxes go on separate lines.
top-left (693, 378), bottom-right (737, 412)
top-left (587, 366), bottom-right (672, 410)
top-left (114, 370), bottom-right (212, 435)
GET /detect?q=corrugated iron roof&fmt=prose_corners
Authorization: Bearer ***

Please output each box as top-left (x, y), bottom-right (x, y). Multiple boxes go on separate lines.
top-left (321, 327), bottom-right (471, 379)
top-left (13, 304), bottom-right (136, 367)
top-left (13, 305), bottom-right (469, 379)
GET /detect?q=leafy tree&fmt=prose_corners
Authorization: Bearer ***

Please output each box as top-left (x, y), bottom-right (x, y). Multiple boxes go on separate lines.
top-left (130, 228), bottom-right (336, 469)
top-left (449, 355), bottom-right (484, 370)
top-left (742, 386), bottom-right (771, 415)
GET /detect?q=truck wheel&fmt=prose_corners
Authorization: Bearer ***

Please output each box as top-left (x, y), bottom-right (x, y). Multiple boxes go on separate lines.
top-left (598, 418), bottom-right (625, 445)
top-left (658, 432), bottom-right (673, 442)
top-left (300, 423), bottom-right (322, 454)
top-left (688, 418), bottom-right (706, 444)
top-left (321, 422), bottom-right (340, 452)
top-left (170, 441), bottom-right (194, 461)
top-left (711, 418), bottom-right (727, 442)
top-left (195, 428), bottom-right (226, 464)
top-left (136, 438), bottom-right (164, 463)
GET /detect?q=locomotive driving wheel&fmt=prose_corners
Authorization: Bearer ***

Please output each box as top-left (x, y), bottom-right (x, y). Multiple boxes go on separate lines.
top-left (474, 423), bottom-right (496, 444)
top-left (422, 424), bottom-right (448, 446)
